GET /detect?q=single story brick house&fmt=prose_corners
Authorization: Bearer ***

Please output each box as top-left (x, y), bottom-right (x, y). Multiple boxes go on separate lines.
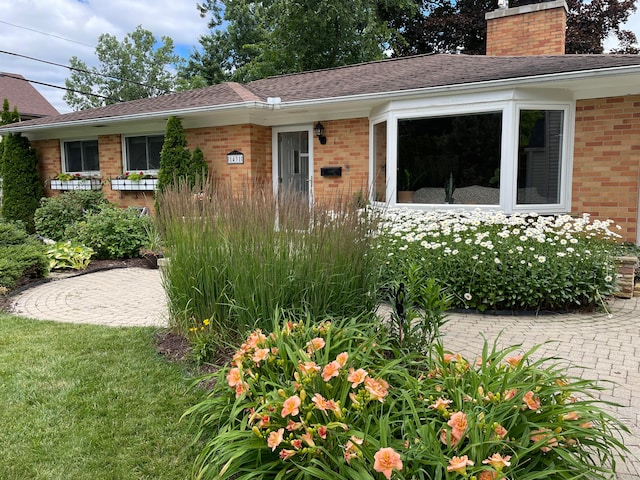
top-left (1, 1), bottom-right (640, 242)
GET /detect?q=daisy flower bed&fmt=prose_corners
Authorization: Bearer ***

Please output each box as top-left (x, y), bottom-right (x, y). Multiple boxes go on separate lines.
top-left (376, 209), bottom-right (621, 312)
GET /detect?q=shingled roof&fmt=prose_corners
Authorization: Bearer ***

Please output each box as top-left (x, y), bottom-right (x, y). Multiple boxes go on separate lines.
top-left (4, 53), bottom-right (640, 130)
top-left (0, 73), bottom-right (59, 118)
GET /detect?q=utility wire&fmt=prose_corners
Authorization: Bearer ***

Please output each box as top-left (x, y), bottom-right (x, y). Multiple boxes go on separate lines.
top-left (0, 50), bottom-right (175, 93)
top-left (0, 20), bottom-right (96, 48)
top-left (0, 72), bottom-right (121, 103)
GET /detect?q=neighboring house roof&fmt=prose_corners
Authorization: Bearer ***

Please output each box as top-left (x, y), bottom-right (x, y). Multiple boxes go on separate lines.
top-left (0, 72), bottom-right (59, 118)
top-left (3, 53), bottom-right (640, 132)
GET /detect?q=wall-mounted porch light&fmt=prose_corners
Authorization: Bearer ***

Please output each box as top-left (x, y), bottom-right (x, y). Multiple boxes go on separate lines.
top-left (315, 122), bottom-right (327, 145)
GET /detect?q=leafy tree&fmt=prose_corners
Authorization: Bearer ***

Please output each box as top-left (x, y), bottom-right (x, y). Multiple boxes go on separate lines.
top-left (64, 26), bottom-right (184, 111)
top-left (382, 0), bottom-right (638, 56)
top-left (185, 0), bottom-right (414, 84)
top-left (157, 116), bottom-right (192, 192)
top-left (1, 132), bottom-right (43, 231)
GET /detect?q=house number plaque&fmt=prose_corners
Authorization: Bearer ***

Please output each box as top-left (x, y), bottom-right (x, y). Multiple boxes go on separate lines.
top-left (227, 150), bottom-right (244, 164)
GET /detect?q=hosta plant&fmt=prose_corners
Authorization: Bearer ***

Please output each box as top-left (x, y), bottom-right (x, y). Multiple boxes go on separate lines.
top-left (186, 313), bottom-right (629, 480)
top-left (46, 240), bottom-right (94, 270)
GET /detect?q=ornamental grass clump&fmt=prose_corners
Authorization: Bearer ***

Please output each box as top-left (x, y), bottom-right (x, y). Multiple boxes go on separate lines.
top-left (377, 209), bottom-right (621, 312)
top-left (187, 313), bottom-right (629, 479)
top-left (156, 180), bottom-right (379, 355)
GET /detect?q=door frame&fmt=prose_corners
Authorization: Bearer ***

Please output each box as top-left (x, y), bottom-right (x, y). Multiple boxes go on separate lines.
top-left (272, 124), bottom-right (314, 205)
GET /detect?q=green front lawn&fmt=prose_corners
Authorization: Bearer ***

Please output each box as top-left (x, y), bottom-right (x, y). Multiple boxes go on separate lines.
top-left (0, 314), bottom-right (203, 480)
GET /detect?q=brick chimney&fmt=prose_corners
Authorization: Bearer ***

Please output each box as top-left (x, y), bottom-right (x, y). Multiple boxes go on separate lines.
top-left (485, 0), bottom-right (568, 56)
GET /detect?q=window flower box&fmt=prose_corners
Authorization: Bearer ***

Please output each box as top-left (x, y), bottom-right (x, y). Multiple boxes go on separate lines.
top-left (50, 178), bottom-right (102, 190)
top-left (110, 178), bottom-right (158, 191)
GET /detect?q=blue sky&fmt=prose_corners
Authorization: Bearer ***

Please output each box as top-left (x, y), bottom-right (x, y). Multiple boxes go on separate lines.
top-left (1, 0), bottom-right (638, 114)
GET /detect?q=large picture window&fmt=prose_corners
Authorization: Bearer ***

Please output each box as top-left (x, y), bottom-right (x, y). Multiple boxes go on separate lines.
top-left (375, 97), bottom-right (571, 213)
top-left (125, 135), bottom-right (163, 172)
top-left (397, 113), bottom-right (502, 205)
top-left (63, 140), bottom-right (99, 173)
top-left (517, 110), bottom-right (563, 205)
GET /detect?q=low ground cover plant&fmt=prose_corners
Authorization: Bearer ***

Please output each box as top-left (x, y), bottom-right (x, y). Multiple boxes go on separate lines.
top-left (157, 181), bottom-right (379, 360)
top-left (46, 240), bottom-right (94, 270)
top-left (0, 220), bottom-right (48, 290)
top-left (187, 312), bottom-right (629, 479)
top-left (377, 209), bottom-right (620, 312)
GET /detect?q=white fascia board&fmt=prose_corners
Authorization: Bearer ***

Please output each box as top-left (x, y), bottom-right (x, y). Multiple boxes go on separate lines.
top-left (3, 101), bottom-right (264, 136)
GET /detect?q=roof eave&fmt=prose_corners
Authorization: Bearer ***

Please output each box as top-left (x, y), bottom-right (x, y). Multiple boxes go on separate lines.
top-left (0, 100), bottom-right (265, 134)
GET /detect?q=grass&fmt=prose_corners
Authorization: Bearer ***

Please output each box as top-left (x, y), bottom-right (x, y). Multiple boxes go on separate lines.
top-left (0, 313), bottom-right (204, 480)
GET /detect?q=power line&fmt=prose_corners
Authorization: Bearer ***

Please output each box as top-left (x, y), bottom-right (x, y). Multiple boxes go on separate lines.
top-left (0, 20), bottom-right (96, 48)
top-left (0, 49), bottom-right (174, 92)
top-left (0, 72), bottom-right (121, 103)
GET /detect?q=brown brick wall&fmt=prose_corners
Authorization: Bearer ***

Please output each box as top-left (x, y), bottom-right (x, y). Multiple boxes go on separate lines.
top-left (34, 139), bottom-right (61, 196)
top-left (186, 123), bottom-right (272, 195)
top-left (486, 5), bottom-right (566, 56)
top-left (573, 95), bottom-right (640, 242)
top-left (313, 118), bottom-right (369, 204)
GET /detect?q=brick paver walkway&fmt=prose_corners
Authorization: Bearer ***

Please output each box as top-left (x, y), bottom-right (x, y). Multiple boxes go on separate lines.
top-left (9, 268), bottom-right (640, 477)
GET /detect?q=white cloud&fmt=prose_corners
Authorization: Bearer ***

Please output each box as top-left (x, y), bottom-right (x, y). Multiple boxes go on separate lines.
top-left (0, 0), bottom-right (210, 113)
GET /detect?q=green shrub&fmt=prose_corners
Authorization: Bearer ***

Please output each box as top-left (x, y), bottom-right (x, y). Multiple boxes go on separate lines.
top-left (0, 220), bottom-right (48, 289)
top-left (377, 210), bottom-right (620, 312)
top-left (157, 181), bottom-right (380, 353)
top-left (46, 241), bottom-right (94, 270)
top-left (0, 220), bottom-right (29, 245)
top-left (187, 314), bottom-right (629, 480)
top-left (67, 205), bottom-right (151, 259)
top-left (157, 116), bottom-right (191, 192)
top-left (1, 133), bottom-right (43, 232)
top-left (34, 190), bottom-right (107, 241)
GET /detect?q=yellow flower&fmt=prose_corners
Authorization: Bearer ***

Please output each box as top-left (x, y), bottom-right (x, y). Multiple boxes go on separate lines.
top-left (203, 318), bottom-right (210, 326)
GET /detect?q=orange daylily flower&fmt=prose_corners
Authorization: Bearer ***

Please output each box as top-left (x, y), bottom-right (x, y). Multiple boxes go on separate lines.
top-left (322, 361), bottom-right (341, 382)
top-left (523, 391), bottom-right (541, 411)
top-left (447, 455), bottom-right (474, 474)
top-left (364, 377), bottom-right (389, 402)
top-left (281, 395), bottom-right (301, 417)
top-left (482, 453), bottom-right (511, 471)
top-left (347, 368), bottom-right (368, 388)
top-left (373, 447), bottom-right (403, 480)
top-left (267, 428), bottom-right (284, 451)
top-left (226, 367), bottom-right (242, 387)
top-left (336, 352), bottom-right (349, 367)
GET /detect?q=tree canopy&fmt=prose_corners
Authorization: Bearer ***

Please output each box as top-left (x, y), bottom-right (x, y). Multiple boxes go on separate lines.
top-left (64, 26), bottom-right (185, 110)
top-left (184, 0), bottom-right (638, 87)
top-left (185, 0), bottom-right (414, 83)
top-left (382, 0), bottom-right (638, 56)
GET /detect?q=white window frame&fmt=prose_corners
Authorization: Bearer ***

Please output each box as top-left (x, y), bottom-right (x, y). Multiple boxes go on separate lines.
top-left (122, 133), bottom-right (164, 175)
top-left (369, 90), bottom-right (574, 214)
top-left (60, 138), bottom-right (100, 176)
